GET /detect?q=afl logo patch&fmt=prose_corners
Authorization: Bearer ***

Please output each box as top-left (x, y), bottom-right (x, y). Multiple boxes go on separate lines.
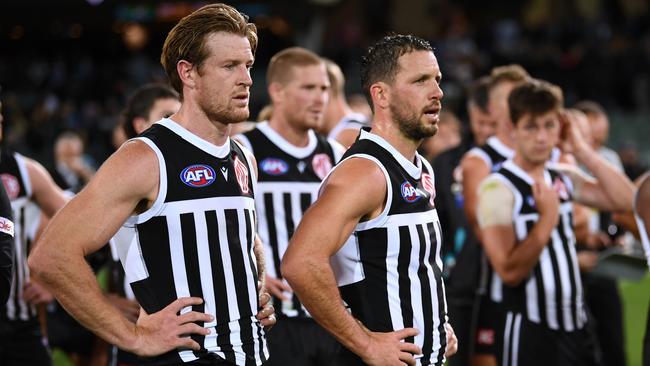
top-left (401, 181), bottom-right (421, 203)
top-left (1, 174), bottom-right (20, 200)
top-left (260, 158), bottom-right (289, 176)
top-left (180, 164), bottom-right (216, 188)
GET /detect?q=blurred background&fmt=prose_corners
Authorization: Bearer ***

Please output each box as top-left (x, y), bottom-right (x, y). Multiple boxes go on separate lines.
top-left (1, 0), bottom-right (649, 364)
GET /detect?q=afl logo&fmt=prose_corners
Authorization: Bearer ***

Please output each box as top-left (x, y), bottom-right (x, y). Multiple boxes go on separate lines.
top-left (180, 164), bottom-right (216, 188)
top-left (260, 158), bottom-right (289, 176)
top-left (401, 181), bottom-right (421, 203)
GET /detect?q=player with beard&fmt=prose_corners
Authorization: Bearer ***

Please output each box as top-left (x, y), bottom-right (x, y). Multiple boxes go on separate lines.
top-left (282, 34), bottom-right (457, 366)
top-left (28, 4), bottom-right (275, 365)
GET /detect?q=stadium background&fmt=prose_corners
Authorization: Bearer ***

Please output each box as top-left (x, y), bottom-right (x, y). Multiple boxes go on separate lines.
top-left (1, 0), bottom-right (649, 365)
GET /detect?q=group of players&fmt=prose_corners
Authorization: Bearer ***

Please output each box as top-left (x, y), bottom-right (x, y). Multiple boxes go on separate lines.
top-left (0, 3), bottom-right (649, 366)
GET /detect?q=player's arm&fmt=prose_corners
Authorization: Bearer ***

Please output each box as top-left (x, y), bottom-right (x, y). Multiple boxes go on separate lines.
top-left (28, 140), bottom-right (212, 356)
top-left (556, 111), bottom-right (634, 212)
top-left (0, 182), bottom-right (13, 305)
top-left (282, 158), bottom-right (422, 366)
top-left (25, 158), bottom-right (68, 218)
top-left (460, 153), bottom-right (490, 242)
top-left (479, 176), bottom-right (559, 286)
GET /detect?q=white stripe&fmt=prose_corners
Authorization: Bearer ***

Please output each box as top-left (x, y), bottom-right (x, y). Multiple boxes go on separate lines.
top-left (490, 272), bottom-right (503, 303)
top-left (409, 225), bottom-right (425, 350)
top-left (511, 313), bottom-right (522, 366)
top-left (466, 147), bottom-right (492, 168)
top-left (216, 210), bottom-right (242, 352)
top-left (13, 153), bottom-right (32, 198)
top-left (158, 118), bottom-right (231, 159)
top-left (162, 196), bottom-right (255, 215)
top-left (386, 225), bottom-right (404, 331)
top-left (195, 211), bottom-right (217, 338)
top-left (503, 312), bottom-right (513, 366)
top-left (179, 350), bottom-right (198, 362)
top-left (550, 228), bottom-right (574, 331)
top-left (358, 129), bottom-right (422, 179)
top-left (424, 222), bottom-right (443, 361)
top-left (255, 122), bottom-right (319, 159)
top-left (525, 276), bottom-right (540, 323)
top-left (127, 137), bottom-right (167, 225)
top-left (384, 209), bottom-right (440, 227)
top-left (167, 214), bottom-right (190, 300)
top-left (538, 247), bottom-right (559, 329)
top-left (238, 209), bottom-right (258, 317)
top-left (257, 192), bottom-right (274, 278)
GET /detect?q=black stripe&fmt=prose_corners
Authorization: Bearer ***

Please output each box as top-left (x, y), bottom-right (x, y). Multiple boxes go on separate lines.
top-left (558, 210), bottom-right (579, 329)
top-left (357, 228), bottom-right (392, 331)
top-left (225, 209), bottom-right (255, 360)
top-left (429, 222), bottom-right (447, 366)
top-left (245, 209), bottom-right (266, 364)
top-left (282, 193), bottom-right (295, 239)
top-left (263, 193), bottom-right (282, 278)
top-left (180, 213), bottom-right (206, 356)
top-left (135, 216), bottom-right (177, 312)
top-left (397, 226), bottom-right (414, 343)
top-left (417, 224), bottom-right (434, 364)
top-left (205, 210), bottom-right (236, 364)
top-left (546, 232), bottom-right (564, 330)
top-left (300, 192), bottom-right (312, 214)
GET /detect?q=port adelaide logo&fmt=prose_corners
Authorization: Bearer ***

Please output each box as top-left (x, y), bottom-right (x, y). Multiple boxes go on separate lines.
top-left (180, 164), bottom-right (216, 188)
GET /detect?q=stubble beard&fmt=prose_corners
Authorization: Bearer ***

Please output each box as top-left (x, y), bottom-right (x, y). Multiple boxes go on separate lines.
top-left (391, 103), bottom-right (438, 141)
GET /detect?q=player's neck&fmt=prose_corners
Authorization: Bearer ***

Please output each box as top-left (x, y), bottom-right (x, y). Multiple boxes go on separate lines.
top-left (268, 116), bottom-right (310, 147)
top-left (169, 105), bottom-right (230, 146)
top-left (371, 119), bottom-right (420, 164)
top-left (513, 153), bottom-right (545, 180)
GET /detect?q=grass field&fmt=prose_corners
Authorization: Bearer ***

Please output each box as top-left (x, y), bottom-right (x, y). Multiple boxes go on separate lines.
top-left (621, 272), bottom-right (650, 366)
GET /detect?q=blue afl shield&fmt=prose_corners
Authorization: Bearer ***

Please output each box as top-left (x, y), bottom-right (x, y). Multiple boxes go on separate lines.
top-left (401, 181), bottom-right (421, 202)
top-left (180, 164), bottom-right (217, 187)
top-left (260, 158), bottom-right (289, 176)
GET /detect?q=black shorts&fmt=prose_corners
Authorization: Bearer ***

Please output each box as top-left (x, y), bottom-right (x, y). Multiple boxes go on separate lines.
top-left (473, 295), bottom-right (504, 356)
top-left (266, 317), bottom-right (340, 366)
top-left (500, 311), bottom-right (602, 366)
top-left (0, 318), bottom-right (51, 366)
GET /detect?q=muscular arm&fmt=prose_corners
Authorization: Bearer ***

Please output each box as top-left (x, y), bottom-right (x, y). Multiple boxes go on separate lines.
top-left (28, 140), bottom-right (210, 356)
top-left (26, 158), bottom-right (68, 218)
top-left (282, 158), bottom-right (420, 364)
top-left (460, 153), bottom-right (490, 242)
top-left (478, 177), bottom-right (557, 286)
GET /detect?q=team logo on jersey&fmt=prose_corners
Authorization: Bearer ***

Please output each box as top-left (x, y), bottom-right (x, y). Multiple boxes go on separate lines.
top-left (401, 181), bottom-right (421, 202)
top-left (553, 177), bottom-right (569, 200)
top-left (421, 173), bottom-right (436, 205)
top-left (0, 174), bottom-right (20, 199)
top-left (234, 156), bottom-right (250, 194)
top-left (312, 154), bottom-right (332, 180)
top-left (0, 216), bottom-right (14, 237)
top-left (180, 164), bottom-right (216, 188)
top-left (260, 158), bottom-right (289, 176)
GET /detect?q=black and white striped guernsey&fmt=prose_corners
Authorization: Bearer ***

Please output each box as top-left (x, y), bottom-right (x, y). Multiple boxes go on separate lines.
top-left (0, 150), bottom-right (41, 321)
top-left (112, 118), bottom-right (268, 365)
top-left (468, 136), bottom-right (514, 303)
top-left (492, 160), bottom-right (587, 332)
top-left (236, 122), bottom-right (342, 318)
top-left (331, 129), bottom-right (448, 366)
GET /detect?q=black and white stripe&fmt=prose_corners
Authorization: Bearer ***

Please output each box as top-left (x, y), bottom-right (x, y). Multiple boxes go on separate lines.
top-left (237, 122), bottom-right (341, 318)
top-left (113, 119), bottom-right (268, 365)
top-left (0, 151), bottom-right (41, 321)
top-left (494, 160), bottom-right (587, 332)
top-left (331, 129), bottom-right (448, 366)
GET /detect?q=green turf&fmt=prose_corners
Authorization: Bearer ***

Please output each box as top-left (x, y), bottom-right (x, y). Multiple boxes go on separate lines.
top-left (620, 272), bottom-right (650, 366)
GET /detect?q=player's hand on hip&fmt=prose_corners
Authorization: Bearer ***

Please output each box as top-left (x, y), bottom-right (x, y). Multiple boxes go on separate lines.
top-left (132, 297), bottom-right (213, 357)
top-left (444, 323), bottom-right (458, 357)
top-left (360, 327), bottom-right (422, 366)
top-left (256, 291), bottom-right (276, 330)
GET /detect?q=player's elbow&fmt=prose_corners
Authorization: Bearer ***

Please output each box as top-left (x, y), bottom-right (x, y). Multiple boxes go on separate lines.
top-left (280, 254), bottom-right (300, 288)
top-left (27, 245), bottom-right (52, 283)
top-left (499, 267), bottom-right (527, 287)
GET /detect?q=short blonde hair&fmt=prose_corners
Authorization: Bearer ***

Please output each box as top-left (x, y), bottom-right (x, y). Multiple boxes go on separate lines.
top-left (266, 47), bottom-right (323, 86)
